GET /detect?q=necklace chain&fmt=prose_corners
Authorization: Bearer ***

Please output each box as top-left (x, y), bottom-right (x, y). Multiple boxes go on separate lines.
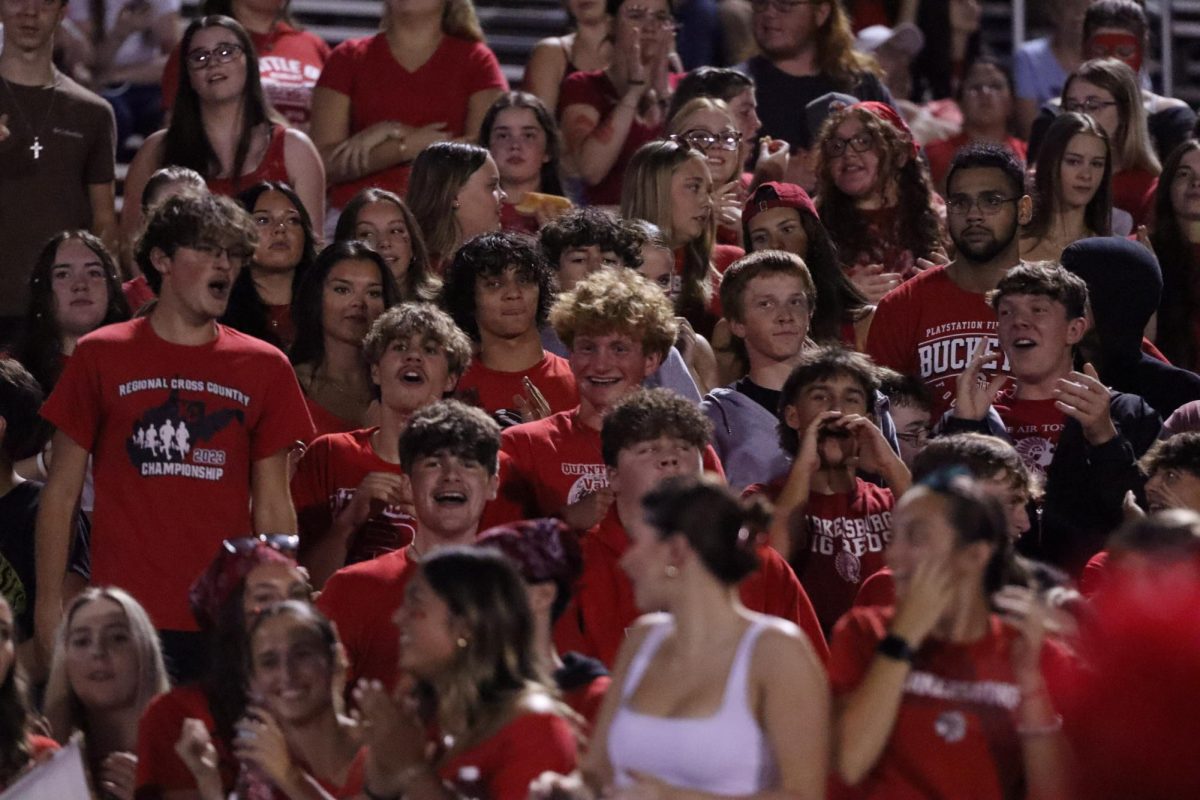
top-left (0, 72), bottom-right (60, 160)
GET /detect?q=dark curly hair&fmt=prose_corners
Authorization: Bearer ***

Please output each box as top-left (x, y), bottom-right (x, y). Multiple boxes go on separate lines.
top-left (778, 346), bottom-right (879, 457)
top-left (600, 388), bottom-right (714, 467)
top-left (441, 231), bottom-right (555, 342)
top-left (18, 231), bottom-right (130, 395)
top-left (815, 105), bottom-right (943, 268)
top-left (1140, 433), bottom-right (1200, 481)
top-left (538, 207), bottom-right (624, 268)
top-left (398, 399), bottom-right (501, 475)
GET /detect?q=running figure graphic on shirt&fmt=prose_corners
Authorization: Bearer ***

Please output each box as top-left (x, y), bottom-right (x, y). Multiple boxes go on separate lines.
top-left (125, 388), bottom-right (245, 476)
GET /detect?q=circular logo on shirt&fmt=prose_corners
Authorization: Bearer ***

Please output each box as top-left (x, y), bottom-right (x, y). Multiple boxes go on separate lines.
top-left (934, 710), bottom-right (967, 743)
top-left (1015, 436), bottom-right (1055, 481)
top-left (835, 548), bottom-right (862, 584)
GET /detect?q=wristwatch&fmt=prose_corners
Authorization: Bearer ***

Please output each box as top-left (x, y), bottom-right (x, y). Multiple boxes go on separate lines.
top-left (877, 633), bottom-right (916, 663)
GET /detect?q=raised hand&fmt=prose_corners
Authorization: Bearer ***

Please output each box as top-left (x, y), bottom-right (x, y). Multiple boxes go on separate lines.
top-left (890, 555), bottom-right (956, 648)
top-left (1054, 363), bottom-right (1116, 446)
top-left (953, 344), bottom-right (1009, 421)
top-left (846, 264), bottom-right (901, 304)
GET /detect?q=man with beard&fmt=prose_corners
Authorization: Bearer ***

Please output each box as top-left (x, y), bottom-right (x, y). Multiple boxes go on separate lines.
top-left (867, 143), bottom-right (1032, 420)
top-left (744, 347), bottom-right (910, 635)
top-left (742, 0), bottom-right (892, 158)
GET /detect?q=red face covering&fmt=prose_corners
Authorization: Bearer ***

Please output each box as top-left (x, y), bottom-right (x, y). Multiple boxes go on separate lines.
top-left (1087, 31), bottom-right (1144, 73)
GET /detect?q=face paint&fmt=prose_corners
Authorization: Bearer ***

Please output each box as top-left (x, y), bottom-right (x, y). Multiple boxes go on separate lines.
top-left (1087, 31), bottom-right (1143, 72)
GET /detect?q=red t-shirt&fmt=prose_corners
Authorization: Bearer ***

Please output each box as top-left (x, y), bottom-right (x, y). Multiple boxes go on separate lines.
top-left (486, 408), bottom-right (725, 528)
top-left (291, 427), bottom-right (416, 567)
top-left (205, 123), bottom-right (291, 198)
top-left (40, 318), bottom-right (314, 630)
top-left (865, 265), bottom-right (1009, 420)
top-left (994, 394), bottom-right (1065, 485)
top-left (122, 275), bottom-right (155, 313)
top-left (456, 353), bottom-right (580, 419)
top-left (828, 606), bottom-right (1069, 800)
top-left (552, 507), bottom-right (829, 668)
top-left (163, 23), bottom-right (330, 128)
top-left (745, 477), bottom-right (895, 635)
top-left (315, 547), bottom-right (416, 689)
top-left (136, 685), bottom-right (236, 795)
top-left (1111, 168), bottom-right (1157, 229)
top-left (438, 712), bottom-right (578, 800)
top-left (135, 685), bottom-right (365, 799)
top-left (305, 396), bottom-right (359, 440)
top-left (924, 133), bottom-right (1028, 190)
top-left (561, 674), bottom-right (611, 731)
top-left (317, 33), bottom-right (507, 208)
top-left (558, 70), bottom-right (664, 206)
top-left (853, 566), bottom-right (897, 608)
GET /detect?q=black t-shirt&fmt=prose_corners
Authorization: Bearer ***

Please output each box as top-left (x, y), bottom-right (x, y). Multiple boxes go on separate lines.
top-left (742, 57), bottom-right (894, 149)
top-left (735, 377), bottom-right (782, 417)
top-left (0, 481), bottom-right (90, 641)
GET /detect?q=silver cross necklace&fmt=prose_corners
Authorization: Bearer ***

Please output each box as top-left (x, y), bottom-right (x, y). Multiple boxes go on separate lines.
top-left (1, 72), bottom-right (59, 161)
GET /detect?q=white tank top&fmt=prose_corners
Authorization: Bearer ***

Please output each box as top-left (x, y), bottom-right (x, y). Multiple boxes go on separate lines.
top-left (607, 615), bottom-right (778, 794)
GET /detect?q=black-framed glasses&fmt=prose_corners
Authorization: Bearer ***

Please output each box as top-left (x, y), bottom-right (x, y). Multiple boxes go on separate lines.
top-left (750, 0), bottom-right (823, 12)
top-left (895, 427), bottom-right (931, 446)
top-left (186, 42), bottom-right (245, 70)
top-left (946, 193), bottom-right (1020, 217)
top-left (1064, 97), bottom-right (1118, 115)
top-left (681, 129), bottom-right (743, 152)
top-left (822, 132), bottom-right (876, 158)
top-left (223, 534), bottom-right (300, 558)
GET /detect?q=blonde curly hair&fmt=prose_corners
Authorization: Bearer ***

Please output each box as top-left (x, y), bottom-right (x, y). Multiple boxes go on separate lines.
top-left (551, 269), bottom-right (679, 362)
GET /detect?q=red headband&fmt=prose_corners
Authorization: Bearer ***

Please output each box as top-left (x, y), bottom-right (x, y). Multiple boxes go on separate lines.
top-left (852, 101), bottom-right (919, 159)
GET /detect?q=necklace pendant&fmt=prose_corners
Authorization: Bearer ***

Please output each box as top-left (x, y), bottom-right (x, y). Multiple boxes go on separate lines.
top-left (29, 137), bottom-right (43, 160)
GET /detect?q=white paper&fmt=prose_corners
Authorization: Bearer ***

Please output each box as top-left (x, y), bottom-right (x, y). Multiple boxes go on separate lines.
top-left (0, 739), bottom-right (90, 800)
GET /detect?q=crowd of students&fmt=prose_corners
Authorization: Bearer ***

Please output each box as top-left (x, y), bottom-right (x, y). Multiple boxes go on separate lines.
top-left (1, 0), bottom-right (1200, 797)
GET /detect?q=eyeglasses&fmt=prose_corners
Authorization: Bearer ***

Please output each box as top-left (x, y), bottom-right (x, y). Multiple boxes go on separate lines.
top-left (1064, 97), bottom-right (1118, 115)
top-left (681, 129), bottom-right (743, 152)
top-left (822, 132), bottom-right (875, 158)
top-left (620, 7), bottom-right (678, 30)
top-left (223, 534), bottom-right (300, 558)
top-left (895, 427), bottom-right (931, 446)
top-left (946, 193), bottom-right (1020, 216)
top-left (186, 42), bottom-right (245, 70)
top-left (183, 242), bottom-right (254, 262)
top-left (750, 0), bottom-right (823, 12)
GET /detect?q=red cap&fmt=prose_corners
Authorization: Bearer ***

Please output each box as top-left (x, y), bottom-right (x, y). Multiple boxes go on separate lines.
top-left (851, 101), bottom-right (919, 159)
top-left (742, 182), bottom-right (820, 234)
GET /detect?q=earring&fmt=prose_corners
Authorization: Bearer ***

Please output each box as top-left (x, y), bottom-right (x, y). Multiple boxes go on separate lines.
top-left (456, 636), bottom-right (469, 649)
top-left (665, 564), bottom-right (679, 579)
top-left (452, 200), bottom-right (461, 209)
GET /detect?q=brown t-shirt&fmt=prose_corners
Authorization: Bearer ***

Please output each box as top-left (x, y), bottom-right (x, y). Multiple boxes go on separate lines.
top-left (0, 72), bottom-right (115, 317)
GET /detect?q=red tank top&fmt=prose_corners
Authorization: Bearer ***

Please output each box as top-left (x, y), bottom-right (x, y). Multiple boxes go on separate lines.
top-left (206, 124), bottom-right (290, 197)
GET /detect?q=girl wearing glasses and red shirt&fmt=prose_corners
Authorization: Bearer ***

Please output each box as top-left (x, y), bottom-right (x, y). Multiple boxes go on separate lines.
top-left (121, 16), bottom-right (325, 256)
top-left (815, 102), bottom-right (947, 304)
